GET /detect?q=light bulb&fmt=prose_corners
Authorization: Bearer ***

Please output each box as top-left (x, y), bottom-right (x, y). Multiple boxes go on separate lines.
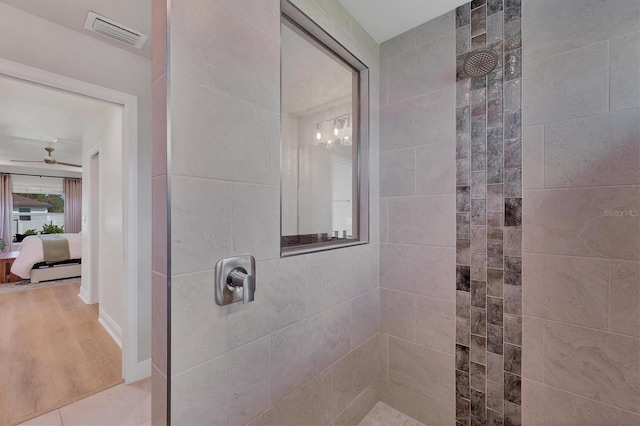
top-left (316, 131), bottom-right (321, 140)
top-left (334, 127), bottom-right (339, 136)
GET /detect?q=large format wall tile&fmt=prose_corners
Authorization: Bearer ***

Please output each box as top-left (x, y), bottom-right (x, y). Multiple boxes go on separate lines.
top-left (171, 176), bottom-right (232, 275)
top-left (522, 379), bottom-right (640, 426)
top-left (415, 10), bottom-right (455, 46)
top-left (522, 0), bottom-right (640, 63)
top-left (330, 384), bottom-right (377, 426)
top-left (416, 296), bottom-right (455, 354)
top-left (380, 29), bottom-right (416, 61)
top-left (522, 316), bottom-right (543, 383)
top-left (270, 302), bottom-right (351, 403)
top-left (380, 87), bottom-right (455, 151)
top-left (249, 369), bottom-right (332, 426)
top-left (380, 244), bottom-right (455, 300)
top-left (610, 31), bottom-right (640, 112)
top-left (172, 337), bottom-right (271, 426)
top-left (232, 183), bottom-right (280, 261)
top-left (351, 290), bottom-right (380, 349)
top-left (330, 336), bottom-right (379, 419)
top-left (377, 379), bottom-right (455, 426)
top-left (388, 337), bottom-right (455, 408)
top-left (544, 110), bottom-right (640, 188)
top-left (219, 0), bottom-right (280, 41)
top-left (522, 125), bottom-right (543, 190)
top-left (522, 254), bottom-right (609, 329)
top-left (171, 261), bottom-right (306, 373)
top-left (303, 244), bottom-right (372, 316)
top-left (381, 289), bottom-right (416, 341)
top-left (387, 34), bottom-right (454, 104)
top-left (414, 33), bottom-right (456, 96)
top-left (523, 42), bottom-right (609, 126)
top-left (380, 148), bottom-right (416, 196)
top-left (171, 77), bottom-right (279, 184)
top-left (523, 186), bottom-right (640, 260)
top-left (544, 321), bottom-right (640, 412)
top-left (171, 0), bottom-right (280, 112)
top-left (610, 260), bottom-right (640, 337)
top-left (416, 141), bottom-right (456, 195)
top-left (388, 195), bottom-right (456, 246)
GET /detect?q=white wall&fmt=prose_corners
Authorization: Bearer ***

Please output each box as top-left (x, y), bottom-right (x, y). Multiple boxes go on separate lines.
top-left (82, 103), bottom-right (125, 342)
top-left (0, 2), bottom-right (152, 363)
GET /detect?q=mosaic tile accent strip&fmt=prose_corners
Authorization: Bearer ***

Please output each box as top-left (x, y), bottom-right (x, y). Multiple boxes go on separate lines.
top-left (455, 1), bottom-right (522, 425)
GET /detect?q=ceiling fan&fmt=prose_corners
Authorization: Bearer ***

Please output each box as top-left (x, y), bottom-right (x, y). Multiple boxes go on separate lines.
top-left (11, 146), bottom-right (82, 168)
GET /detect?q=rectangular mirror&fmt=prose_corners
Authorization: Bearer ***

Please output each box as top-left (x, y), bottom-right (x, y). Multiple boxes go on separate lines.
top-left (280, 1), bottom-right (369, 256)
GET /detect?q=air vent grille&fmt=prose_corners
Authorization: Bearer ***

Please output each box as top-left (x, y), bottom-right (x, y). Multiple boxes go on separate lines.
top-left (84, 11), bottom-right (148, 49)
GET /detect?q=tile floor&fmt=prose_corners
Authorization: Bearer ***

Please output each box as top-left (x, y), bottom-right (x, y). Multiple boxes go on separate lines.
top-left (21, 385), bottom-right (419, 426)
top-left (18, 378), bottom-right (151, 426)
top-left (358, 402), bottom-right (425, 426)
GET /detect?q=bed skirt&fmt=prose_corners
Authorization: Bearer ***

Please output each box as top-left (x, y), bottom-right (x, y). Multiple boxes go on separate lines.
top-left (30, 264), bottom-right (81, 284)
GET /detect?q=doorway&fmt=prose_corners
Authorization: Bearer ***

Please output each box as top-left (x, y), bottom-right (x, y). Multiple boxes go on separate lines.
top-left (0, 58), bottom-right (146, 424)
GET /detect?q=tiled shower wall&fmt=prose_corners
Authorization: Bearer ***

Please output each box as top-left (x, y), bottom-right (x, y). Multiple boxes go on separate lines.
top-left (521, 0), bottom-right (640, 424)
top-left (454, 0), bottom-right (523, 425)
top-left (378, 10), bottom-right (457, 425)
top-left (152, 0), bottom-right (382, 425)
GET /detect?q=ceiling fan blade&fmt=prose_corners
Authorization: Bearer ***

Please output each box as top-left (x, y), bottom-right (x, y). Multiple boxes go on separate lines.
top-left (55, 161), bottom-right (83, 168)
top-left (11, 160), bottom-right (44, 163)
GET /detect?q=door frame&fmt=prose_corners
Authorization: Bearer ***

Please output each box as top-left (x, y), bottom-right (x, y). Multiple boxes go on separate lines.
top-left (0, 58), bottom-right (145, 383)
top-left (86, 146), bottom-right (100, 305)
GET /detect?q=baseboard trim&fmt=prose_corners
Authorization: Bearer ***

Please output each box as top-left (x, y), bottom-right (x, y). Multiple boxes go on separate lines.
top-left (99, 308), bottom-right (123, 348)
top-left (126, 358), bottom-right (152, 384)
top-left (77, 286), bottom-right (91, 305)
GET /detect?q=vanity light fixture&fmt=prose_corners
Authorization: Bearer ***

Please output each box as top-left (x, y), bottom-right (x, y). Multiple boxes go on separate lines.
top-left (313, 114), bottom-right (352, 148)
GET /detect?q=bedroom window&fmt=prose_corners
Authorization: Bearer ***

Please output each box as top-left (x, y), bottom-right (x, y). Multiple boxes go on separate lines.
top-left (11, 175), bottom-right (65, 241)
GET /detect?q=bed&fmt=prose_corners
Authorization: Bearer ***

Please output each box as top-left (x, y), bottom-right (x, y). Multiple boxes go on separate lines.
top-left (10, 233), bottom-right (82, 283)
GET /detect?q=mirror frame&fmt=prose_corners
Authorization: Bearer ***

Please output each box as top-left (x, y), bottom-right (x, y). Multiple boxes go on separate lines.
top-left (280, 0), bottom-right (370, 257)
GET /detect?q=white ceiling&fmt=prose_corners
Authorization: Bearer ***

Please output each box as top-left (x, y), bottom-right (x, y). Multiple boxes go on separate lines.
top-left (0, 74), bottom-right (120, 176)
top-left (339, 0), bottom-right (468, 42)
top-left (0, 0), bottom-right (151, 59)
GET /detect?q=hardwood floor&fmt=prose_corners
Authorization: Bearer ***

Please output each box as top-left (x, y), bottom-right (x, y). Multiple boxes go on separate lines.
top-left (0, 281), bottom-right (123, 425)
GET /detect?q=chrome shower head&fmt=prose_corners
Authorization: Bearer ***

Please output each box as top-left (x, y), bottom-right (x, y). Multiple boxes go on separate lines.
top-left (463, 48), bottom-right (499, 78)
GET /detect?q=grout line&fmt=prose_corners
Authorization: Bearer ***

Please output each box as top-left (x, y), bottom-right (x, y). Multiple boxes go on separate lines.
top-left (535, 380), bottom-right (640, 416)
top-left (608, 259), bottom-right (612, 332)
top-left (388, 332), bottom-right (455, 358)
top-left (171, 74), bottom-right (279, 115)
top-left (413, 147), bottom-right (417, 196)
top-left (520, 251), bottom-right (638, 263)
top-left (524, 315), bottom-right (639, 340)
top-left (541, 319), bottom-right (545, 384)
top-left (413, 296), bottom-right (418, 343)
top-left (171, 172), bottom-right (280, 187)
top-left (380, 286), bottom-right (454, 303)
top-left (58, 409), bottom-right (64, 426)
top-left (383, 85), bottom-right (456, 109)
top-left (525, 107), bottom-right (639, 128)
top-left (607, 40), bottom-right (611, 113)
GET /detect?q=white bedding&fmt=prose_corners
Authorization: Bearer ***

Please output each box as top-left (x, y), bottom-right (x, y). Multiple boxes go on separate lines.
top-left (11, 233), bottom-right (82, 279)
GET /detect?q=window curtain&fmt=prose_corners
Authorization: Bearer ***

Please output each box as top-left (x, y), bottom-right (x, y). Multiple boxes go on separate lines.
top-left (0, 174), bottom-right (12, 251)
top-left (64, 178), bottom-right (82, 234)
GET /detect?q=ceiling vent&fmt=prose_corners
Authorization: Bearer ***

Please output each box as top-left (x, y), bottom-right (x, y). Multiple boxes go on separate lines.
top-left (84, 11), bottom-right (148, 49)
